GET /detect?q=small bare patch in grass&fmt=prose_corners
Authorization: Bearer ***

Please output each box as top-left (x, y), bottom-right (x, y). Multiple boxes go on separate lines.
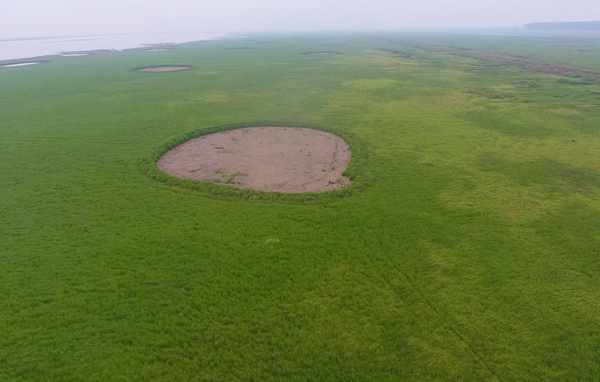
top-left (302, 52), bottom-right (340, 56)
top-left (138, 66), bottom-right (191, 72)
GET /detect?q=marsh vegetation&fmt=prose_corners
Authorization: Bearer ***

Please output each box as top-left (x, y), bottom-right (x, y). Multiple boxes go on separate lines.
top-left (1, 32), bottom-right (600, 381)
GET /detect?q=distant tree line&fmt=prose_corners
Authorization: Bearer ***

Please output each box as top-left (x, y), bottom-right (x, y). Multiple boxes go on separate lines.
top-left (525, 21), bottom-right (600, 30)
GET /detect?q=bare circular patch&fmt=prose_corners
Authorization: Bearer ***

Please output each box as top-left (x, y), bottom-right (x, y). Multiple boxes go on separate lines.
top-left (303, 52), bottom-right (339, 56)
top-left (157, 127), bottom-right (352, 193)
top-left (138, 66), bottom-right (191, 72)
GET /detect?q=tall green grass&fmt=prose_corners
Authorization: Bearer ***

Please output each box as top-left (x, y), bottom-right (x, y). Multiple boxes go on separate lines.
top-left (1, 32), bottom-right (600, 381)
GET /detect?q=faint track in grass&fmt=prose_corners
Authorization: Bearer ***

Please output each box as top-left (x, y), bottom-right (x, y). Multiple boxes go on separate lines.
top-left (368, 35), bottom-right (600, 78)
top-left (361, 223), bottom-right (502, 381)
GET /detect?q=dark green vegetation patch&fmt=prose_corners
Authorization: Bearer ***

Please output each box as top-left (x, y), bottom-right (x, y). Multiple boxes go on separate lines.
top-left (2, 32), bottom-right (600, 381)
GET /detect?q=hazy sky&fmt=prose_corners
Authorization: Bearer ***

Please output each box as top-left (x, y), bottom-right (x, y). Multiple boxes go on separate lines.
top-left (1, 0), bottom-right (599, 38)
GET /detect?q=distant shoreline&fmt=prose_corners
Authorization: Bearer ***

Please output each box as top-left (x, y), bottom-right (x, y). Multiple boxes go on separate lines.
top-left (525, 21), bottom-right (600, 31)
top-left (0, 32), bottom-right (229, 62)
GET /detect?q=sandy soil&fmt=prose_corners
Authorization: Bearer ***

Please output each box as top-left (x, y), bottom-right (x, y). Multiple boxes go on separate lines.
top-left (157, 127), bottom-right (352, 193)
top-left (306, 52), bottom-right (339, 56)
top-left (138, 66), bottom-right (190, 72)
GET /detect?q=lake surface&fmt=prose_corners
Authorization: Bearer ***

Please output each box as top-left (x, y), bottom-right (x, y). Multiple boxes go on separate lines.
top-left (0, 32), bottom-right (227, 62)
top-left (1, 62), bottom-right (41, 67)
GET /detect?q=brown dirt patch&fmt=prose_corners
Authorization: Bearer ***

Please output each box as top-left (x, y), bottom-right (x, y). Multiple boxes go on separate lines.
top-left (304, 52), bottom-right (339, 56)
top-left (157, 127), bottom-right (352, 193)
top-left (138, 66), bottom-right (190, 72)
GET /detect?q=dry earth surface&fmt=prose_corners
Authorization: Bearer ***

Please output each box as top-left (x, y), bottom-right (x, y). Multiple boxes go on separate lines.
top-left (307, 52), bottom-right (339, 56)
top-left (138, 66), bottom-right (190, 72)
top-left (157, 127), bottom-right (352, 193)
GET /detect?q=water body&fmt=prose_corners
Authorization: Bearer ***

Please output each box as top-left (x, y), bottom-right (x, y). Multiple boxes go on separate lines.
top-left (0, 32), bottom-right (227, 62)
top-left (1, 62), bottom-right (41, 68)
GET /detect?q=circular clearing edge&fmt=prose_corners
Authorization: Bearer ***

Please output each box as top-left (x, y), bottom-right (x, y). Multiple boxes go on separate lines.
top-left (142, 122), bottom-right (369, 202)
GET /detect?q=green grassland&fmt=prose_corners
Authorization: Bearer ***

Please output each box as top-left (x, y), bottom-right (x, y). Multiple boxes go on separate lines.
top-left (1, 32), bottom-right (600, 380)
